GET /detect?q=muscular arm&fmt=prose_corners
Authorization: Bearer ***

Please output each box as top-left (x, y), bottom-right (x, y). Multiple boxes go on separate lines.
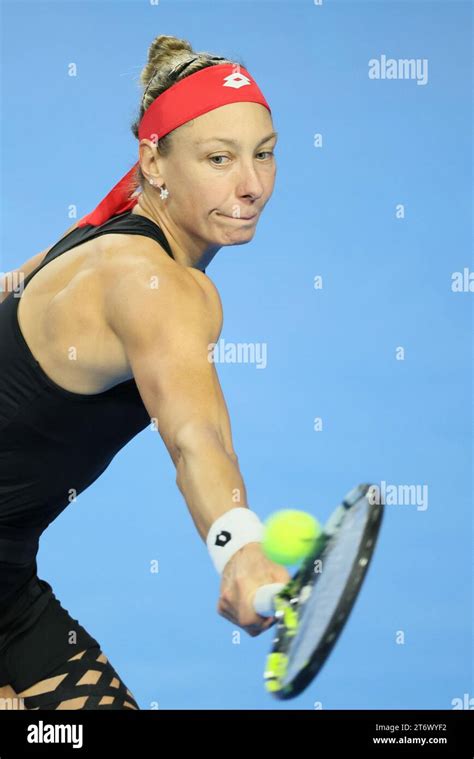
top-left (103, 255), bottom-right (249, 542)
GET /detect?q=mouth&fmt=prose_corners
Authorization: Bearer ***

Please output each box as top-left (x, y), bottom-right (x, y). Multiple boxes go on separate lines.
top-left (216, 213), bottom-right (257, 221)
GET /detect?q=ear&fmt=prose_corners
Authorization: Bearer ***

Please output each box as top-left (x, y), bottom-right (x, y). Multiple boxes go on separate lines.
top-left (138, 138), bottom-right (165, 185)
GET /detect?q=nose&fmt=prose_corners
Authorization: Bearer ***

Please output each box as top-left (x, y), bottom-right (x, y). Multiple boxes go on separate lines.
top-left (235, 161), bottom-right (265, 203)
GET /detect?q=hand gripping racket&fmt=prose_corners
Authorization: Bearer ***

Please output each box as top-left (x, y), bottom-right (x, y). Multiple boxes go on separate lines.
top-left (252, 483), bottom-right (384, 699)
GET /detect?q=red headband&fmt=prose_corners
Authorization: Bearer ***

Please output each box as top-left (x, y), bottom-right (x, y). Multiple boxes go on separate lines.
top-left (77, 63), bottom-right (271, 227)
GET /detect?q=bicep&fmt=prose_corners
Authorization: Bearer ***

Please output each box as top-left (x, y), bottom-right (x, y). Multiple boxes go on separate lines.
top-left (105, 263), bottom-right (234, 463)
top-left (132, 325), bottom-right (224, 458)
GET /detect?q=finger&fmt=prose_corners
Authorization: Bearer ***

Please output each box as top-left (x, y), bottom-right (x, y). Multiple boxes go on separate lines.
top-left (218, 606), bottom-right (235, 624)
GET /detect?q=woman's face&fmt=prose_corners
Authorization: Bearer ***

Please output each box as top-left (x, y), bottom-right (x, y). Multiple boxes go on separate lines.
top-left (161, 102), bottom-right (278, 246)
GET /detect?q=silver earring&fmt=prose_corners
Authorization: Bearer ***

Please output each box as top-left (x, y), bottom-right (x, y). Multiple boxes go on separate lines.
top-left (148, 178), bottom-right (169, 200)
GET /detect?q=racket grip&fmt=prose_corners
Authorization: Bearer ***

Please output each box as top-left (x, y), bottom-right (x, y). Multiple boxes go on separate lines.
top-left (253, 582), bottom-right (287, 616)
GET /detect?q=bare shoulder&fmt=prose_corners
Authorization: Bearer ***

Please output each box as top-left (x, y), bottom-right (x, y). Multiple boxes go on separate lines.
top-left (187, 268), bottom-right (223, 328)
top-left (100, 234), bottom-right (222, 340)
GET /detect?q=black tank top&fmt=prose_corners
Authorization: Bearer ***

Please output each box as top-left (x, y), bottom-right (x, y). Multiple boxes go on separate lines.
top-left (0, 210), bottom-right (174, 603)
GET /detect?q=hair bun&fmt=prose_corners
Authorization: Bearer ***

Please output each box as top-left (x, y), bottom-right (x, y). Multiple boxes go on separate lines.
top-left (141, 35), bottom-right (194, 88)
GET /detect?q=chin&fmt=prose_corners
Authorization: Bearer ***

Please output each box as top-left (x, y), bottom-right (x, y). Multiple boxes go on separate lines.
top-left (224, 231), bottom-right (256, 246)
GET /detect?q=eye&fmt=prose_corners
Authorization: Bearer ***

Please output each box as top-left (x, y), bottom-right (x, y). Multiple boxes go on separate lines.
top-left (209, 155), bottom-right (230, 165)
top-left (209, 151), bottom-right (276, 166)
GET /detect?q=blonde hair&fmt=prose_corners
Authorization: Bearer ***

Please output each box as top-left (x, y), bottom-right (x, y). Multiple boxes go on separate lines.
top-left (131, 35), bottom-right (242, 189)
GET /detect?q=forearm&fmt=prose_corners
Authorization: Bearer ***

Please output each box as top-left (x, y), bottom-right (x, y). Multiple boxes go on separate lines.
top-left (175, 430), bottom-right (249, 542)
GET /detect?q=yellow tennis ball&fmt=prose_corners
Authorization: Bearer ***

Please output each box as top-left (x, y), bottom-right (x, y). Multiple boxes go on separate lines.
top-left (262, 510), bottom-right (322, 565)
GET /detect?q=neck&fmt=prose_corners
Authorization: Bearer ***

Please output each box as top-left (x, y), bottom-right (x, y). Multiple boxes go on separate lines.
top-left (131, 192), bottom-right (221, 272)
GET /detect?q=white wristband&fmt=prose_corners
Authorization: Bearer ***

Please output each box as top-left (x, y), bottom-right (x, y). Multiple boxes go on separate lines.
top-left (206, 507), bottom-right (265, 575)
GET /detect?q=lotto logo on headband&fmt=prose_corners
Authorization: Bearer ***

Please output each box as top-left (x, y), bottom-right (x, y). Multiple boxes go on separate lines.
top-left (223, 72), bottom-right (252, 89)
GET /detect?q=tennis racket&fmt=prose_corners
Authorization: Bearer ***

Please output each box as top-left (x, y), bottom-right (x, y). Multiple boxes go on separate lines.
top-left (252, 483), bottom-right (384, 699)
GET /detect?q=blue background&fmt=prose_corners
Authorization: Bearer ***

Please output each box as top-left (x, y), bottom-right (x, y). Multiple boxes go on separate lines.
top-left (1, 0), bottom-right (472, 709)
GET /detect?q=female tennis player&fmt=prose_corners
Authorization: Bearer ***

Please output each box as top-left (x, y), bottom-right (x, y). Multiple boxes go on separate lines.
top-left (0, 35), bottom-right (291, 710)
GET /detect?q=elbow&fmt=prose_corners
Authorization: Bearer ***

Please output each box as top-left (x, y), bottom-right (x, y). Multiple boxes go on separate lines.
top-left (227, 450), bottom-right (239, 465)
top-left (173, 422), bottom-right (224, 459)
top-left (173, 424), bottom-right (238, 485)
